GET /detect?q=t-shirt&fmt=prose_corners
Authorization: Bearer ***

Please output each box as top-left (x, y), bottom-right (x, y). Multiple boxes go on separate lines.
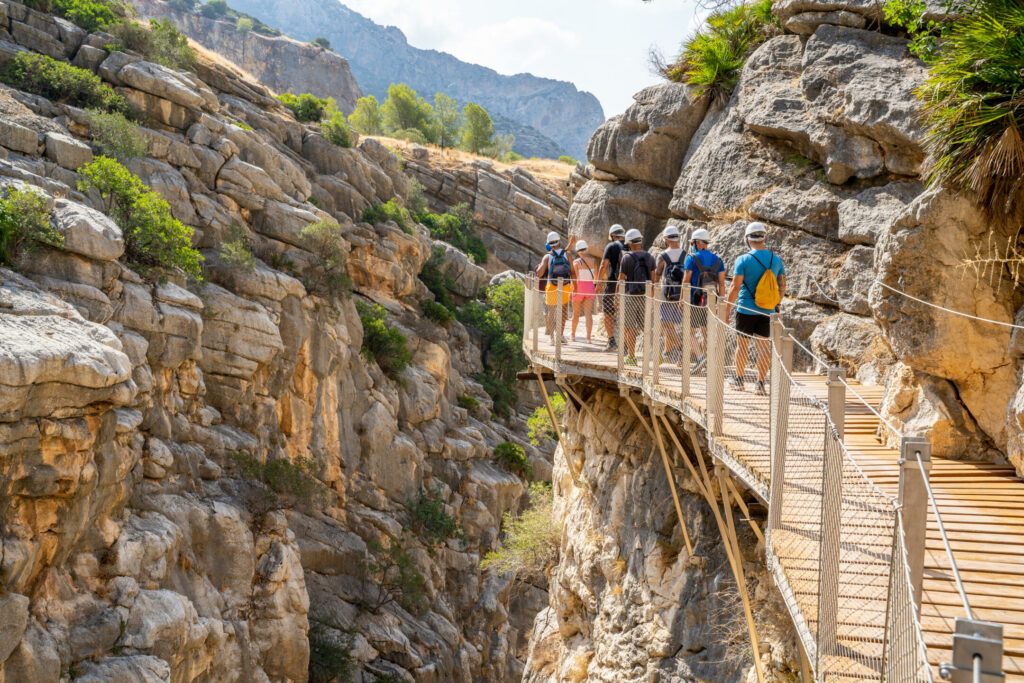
top-left (683, 248), bottom-right (725, 305)
top-left (734, 249), bottom-right (785, 316)
top-left (602, 241), bottom-right (625, 281)
top-left (620, 250), bottom-right (656, 294)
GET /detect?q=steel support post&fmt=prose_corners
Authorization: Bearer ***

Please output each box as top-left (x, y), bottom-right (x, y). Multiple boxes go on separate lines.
top-left (899, 436), bottom-right (931, 610)
top-left (681, 284), bottom-right (692, 401)
top-left (616, 279), bottom-right (625, 375)
top-left (652, 283), bottom-right (664, 390)
top-left (827, 367), bottom-right (846, 440)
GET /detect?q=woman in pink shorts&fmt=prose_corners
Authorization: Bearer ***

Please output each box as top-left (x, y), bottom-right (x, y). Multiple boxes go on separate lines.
top-left (571, 240), bottom-right (598, 343)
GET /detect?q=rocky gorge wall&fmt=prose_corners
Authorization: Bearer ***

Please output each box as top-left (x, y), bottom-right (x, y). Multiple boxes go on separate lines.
top-left (0, 1), bottom-right (552, 680)
top-left (568, 6), bottom-right (1024, 473)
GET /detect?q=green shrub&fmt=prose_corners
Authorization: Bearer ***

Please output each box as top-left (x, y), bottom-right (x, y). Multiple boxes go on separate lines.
top-left (322, 110), bottom-right (352, 147)
top-left (87, 110), bottom-right (147, 159)
top-left (356, 301), bottom-right (411, 378)
top-left (233, 120), bottom-right (253, 131)
top-left (277, 92), bottom-right (329, 122)
top-left (366, 539), bottom-right (428, 615)
top-left (299, 219), bottom-right (351, 297)
top-left (457, 278), bottom-right (527, 416)
top-left (308, 621), bottom-right (354, 683)
top-left (0, 186), bottom-right (61, 267)
top-left (77, 156), bottom-right (203, 280)
top-left (528, 393), bottom-right (565, 445)
top-left (419, 245), bottom-right (457, 312)
top-left (312, 36), bottom-right (331, 50)
top-left (362, 198), bottom-right (413, 234)
top-left (557, 155), bottom-right (579, 166)
top-left (1, 52), bottom-right (129, 114)
top-left (53, 0), bottom-right (122, 31)
top-left (461, 102), bottom-right (494, 154)
top-left (661, 0), bottom-right (779, 102)
top-left (423, 299), bottom-right (453, 324)
top-left (106, 19), bottom-right (196, 70)
top-left (348, 94), bottom-right (383, 135)
top-left (230, 452), bottom-right (327, 514)
top-left (406, 178), bottom-right (428, 216)
top-left (457, 394), bottom-right (478, 411)
top-left (481, 483), bottom-right (558, 577)
top-left (199, 0), bottom-right (227, 18)
top-left (481, 133), bottom-right (515, 162)
top-left (917, 0), bottom-right (1024, 218)
top-left (390, 127), bottom-right (428, 144)
top-left (417, 203), bottom-right (486, 263)
top-left (408, 488), bottom-right (462, 549)
top-left (219, 223), bottom-right (255, 271)
top-left (494, 441), bottom-right (531, 479)
top-left (236, 16), bottom-right (253, 32)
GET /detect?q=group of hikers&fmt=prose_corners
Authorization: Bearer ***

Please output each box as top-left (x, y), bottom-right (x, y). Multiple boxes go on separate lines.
top-left (535, 221), bottom-right (786, 396)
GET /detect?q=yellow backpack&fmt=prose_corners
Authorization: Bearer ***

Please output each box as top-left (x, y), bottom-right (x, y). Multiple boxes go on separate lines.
top-left (751, 253), bottom-right (781, 310)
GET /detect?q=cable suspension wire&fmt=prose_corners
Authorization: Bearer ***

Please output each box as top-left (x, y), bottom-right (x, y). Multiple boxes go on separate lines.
top-left (877, 281), bottom-right (1023, 330)
top-left (915, 450), bottom-right (974, 620)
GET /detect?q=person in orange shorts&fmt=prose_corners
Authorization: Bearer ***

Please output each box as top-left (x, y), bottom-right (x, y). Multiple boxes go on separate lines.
top-left (535, 231), bottom-right (573, 342)
top-left (571, 240), bottom-right (598, 343)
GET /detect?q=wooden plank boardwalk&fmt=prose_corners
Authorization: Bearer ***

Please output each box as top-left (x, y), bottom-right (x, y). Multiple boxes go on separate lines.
top-left (529, 335), bottom-right (1024, 680)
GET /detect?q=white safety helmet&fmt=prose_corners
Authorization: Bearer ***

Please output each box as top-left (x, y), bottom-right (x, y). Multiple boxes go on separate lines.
top-left (744, 222), bottom-right (768, 239)
top-left (625, 228), bottom-right (643, 243)
top-left (690, 228), bottom-right (711, 243)
top-left (664, 225), bottom-right (681, 240)
top-left (575, 239), bottom-right (589, 252)
top-left (608, 223), bottom-right (625, 238)
top-left (546, 231), bottom-right (561, 245)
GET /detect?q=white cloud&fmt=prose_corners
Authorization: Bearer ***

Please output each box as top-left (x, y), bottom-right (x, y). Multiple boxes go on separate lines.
top-left (439, 17), bottom-right (581, 77)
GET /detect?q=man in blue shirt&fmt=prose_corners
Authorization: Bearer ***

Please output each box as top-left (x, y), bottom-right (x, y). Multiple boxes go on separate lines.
top-left (726, 222), bottom-right (786, 395)
top-left (682, 227), bottom-right (726, 367)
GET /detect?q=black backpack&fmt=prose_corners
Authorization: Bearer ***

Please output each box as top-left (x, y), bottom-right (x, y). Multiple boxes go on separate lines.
top-left (661, 251), bottom-right (686, 302)
top-left (548, 249), bottom-right (571, 280)
top-left (625, 251), bottom-right (651, 295)
top-left (690, 253), bottom-right (722, 307)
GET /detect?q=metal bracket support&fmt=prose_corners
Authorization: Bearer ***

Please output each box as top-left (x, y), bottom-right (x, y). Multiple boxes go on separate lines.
top-left (940, 618), bottom-right (1004, 683)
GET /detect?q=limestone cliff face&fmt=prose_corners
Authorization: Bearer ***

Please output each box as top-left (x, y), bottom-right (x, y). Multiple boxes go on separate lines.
top-left (569, 9), bottom-right (1024, 474)
top-left (0, 2), bottom-right (549, 680)
top-left (133, 0), bottom-right (362, 113)
top-left (524, 387), bottom-right (799, 682)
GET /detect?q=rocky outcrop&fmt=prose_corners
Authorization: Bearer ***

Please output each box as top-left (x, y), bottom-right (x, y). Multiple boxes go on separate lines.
top-left (133, 0), bottom-right (362, 113)
top-left (0, 2), bottom-right (548, 680)
top-left (524, 387), bottom-right (799, 682)
top-left (220, 0), bottom-right (605, 159)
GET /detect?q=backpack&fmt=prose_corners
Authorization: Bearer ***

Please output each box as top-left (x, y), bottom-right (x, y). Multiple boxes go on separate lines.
top-left (549, 249), bottom-right (571, 281)
top-left (661, 251), bottom-right (686, 302)
top-left (689, 252), bottom-right (721, 307)
top-left (743, 252), bottom-right (781, 311)
top-left (625, 251), bottom-right (651, 295)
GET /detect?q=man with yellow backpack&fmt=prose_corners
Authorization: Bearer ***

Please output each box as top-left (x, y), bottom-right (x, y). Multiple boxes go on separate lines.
top-left (726, 222), bottom-right (786, 396)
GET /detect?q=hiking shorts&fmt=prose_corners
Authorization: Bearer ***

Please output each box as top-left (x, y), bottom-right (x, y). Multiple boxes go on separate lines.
top-left (602, 290), bottom-right (617, 315)
top-left (660, 300), bottom-right (682, 324)
top-left (735, 312), bottom-right (771, 338)
top-left (625, 302), bottom-right (645, 329)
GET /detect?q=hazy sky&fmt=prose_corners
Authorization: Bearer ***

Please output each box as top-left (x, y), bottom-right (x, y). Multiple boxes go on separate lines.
top-left (338, 0), bottom-right (705, 118)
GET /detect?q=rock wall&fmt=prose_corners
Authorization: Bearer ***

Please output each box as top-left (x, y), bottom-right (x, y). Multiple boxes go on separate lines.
top-left (523, 386), bottom-right (799, 682)
top-left (402, 145), bottom-right (569, 274)
top-left (569, 9), bottom-right (1024, 471)
top-left (0, 1), bottom-right (548, 680)
top-left (133, 0), bottom-right (362, 113)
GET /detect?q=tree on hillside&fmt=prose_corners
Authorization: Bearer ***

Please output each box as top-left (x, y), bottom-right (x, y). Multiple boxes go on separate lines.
top-left (348, 95), bottom-right (383, 135)
top-left (434, 93), bottom-right (461, 149)
top-left (381, 83), bottom-right (438, 143)
top-left (200, 0), bottom-right (227, 18)
top-left (461, 102), bottom-right (494, 154)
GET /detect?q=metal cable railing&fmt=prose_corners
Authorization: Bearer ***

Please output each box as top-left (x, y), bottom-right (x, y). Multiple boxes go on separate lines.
top-left (520, 274), bottom-right (992, 681)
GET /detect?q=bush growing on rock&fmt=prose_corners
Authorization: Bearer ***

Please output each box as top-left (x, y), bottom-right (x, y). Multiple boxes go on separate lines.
top-left (481, 483), bottom-right (558, 578)
top-left (558, 155), bottom-right (579, 166)
top-left (276, 92), bottom-right (329, 122)
top-left (219, 223), bottom-right (256, 272)
top-left (366, 539), bottom-right (428, 615)
top-left (53, 0), bottom-right (123, 31)
top-left (77, 156), bottom-right (203, 280)
top-left (87, 109), bottom-right (147, 159)
top-left (457, 394), bottom-right (478, 411)
top-left (348, 94), bottom-right (383, 135)
top-left (422, 299), bottom-right (453, 324)
top-left (417, 203), bottom-right (486, 264)
top-left (362, 198), bottom-right (413, 234)
top-left (527, 393), bottom-right (565, 445)
top-left (199, 0), bottom-right (227, 18)
top-left (356, 301), bottom-right (411, 378)
top-left (0, 187), bottom-right (62, 267)
top-left (235, 16), bottom-right (253, 32)
top-left (457, 278), bottom-right (527, 416)
top-left (407, 487), bottom-right (463, 550)
top-left (494, 441), bottom-right (532, 479)
top-left (322, 110), bottom-right (353, 148)
top-left (299, 218), bottom-right (351, 297)
top-left (312, 36), bottom-right (331, 50)
top-left (419, 245), bottom-right (457, 312)
top-left (308, 620), bottom-right (354, 683)
top-left (1, 52), bottom-right (130, 114)
top-left (230, 452), bottom-right (326, 515)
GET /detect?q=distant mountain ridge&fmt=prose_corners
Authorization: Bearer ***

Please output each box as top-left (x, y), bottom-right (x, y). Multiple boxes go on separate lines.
top-left (224, 0), bottom-right (605, 159)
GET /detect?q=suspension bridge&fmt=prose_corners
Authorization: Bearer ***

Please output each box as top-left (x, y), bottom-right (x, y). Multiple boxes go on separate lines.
top-left (522, 277), bottom-right (1020, 682)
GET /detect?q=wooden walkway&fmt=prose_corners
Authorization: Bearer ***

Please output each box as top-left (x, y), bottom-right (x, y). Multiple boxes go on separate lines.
top-left (529, 336), bottom-right (1024, 680)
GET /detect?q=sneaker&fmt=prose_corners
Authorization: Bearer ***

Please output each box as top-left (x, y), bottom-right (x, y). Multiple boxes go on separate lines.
top-left (603, 338), bottom-right (617, 351)
top-left (692, 355), bottom-right (706, 372)
top-left (728, 375), bottom-right (745, 391)
top-left (754, 380), bottom-right (768, 396)
top-left (625, 355), bottom-right (638, 366)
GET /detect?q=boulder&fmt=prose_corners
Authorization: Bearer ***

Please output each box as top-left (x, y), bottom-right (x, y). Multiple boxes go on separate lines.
top-left (43, 131), bottom-right (92, 170)
top-left (568, 179), bottom-right (672, 254)
top-left (430, 240), bottom-right (488, 299)
top-left (117, 61), bottom-right (211, 110)
top-left (784, 10), bottom-right (866, 34)
top-left (588, 83), bottom-right (709, 188)
top-left (127, 158), bottom-right (197, 224)
top-left (0, 593), bottom-right (30, 662)
top-left (809, 312), bottom-right (894, 383)
top-left (74, 656), bottom-right (171, 683)
top-left (837, 181), bottom-right (921, 246)
top-left (0, 119), bottom-right (39, 155)
top-left (833, 245), bottom-right (874, 316)
top-left (748, 185), bottom-right (841, 239)
top-left (52, 198), bottom-right (125, 261)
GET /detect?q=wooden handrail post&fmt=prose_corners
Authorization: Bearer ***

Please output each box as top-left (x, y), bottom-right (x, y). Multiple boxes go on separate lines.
top-left (531, 276), bottom-right (540, 354)
top-left (827, 367), bottom-right (846, 440)
top-left (555, 278), bottom-right (564, 365)
top-left (818, 416), bottom-right (844, 663)
top-left (642, 280), bottom-right (654, 383)
top-left (680, 284), bottom-right (692, 402)
top-left (616, 279), bottom-right (625, 375)
top-left (768, 325), bottom-right (791, 533)
top-left (899, 436), bottom-right (931, 611)
top-left (652, 282), bottom-right (664, 390)
top-left (707, 293), bottom-right (727, 435)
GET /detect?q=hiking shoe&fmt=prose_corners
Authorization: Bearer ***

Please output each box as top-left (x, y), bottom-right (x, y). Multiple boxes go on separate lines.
top-left (603, 338), bottom-right (617, 351)
top-left (754, 380), bottom-right (768, 396)
top-left (625, 355), bottom-right (638, 366)
top-left (692, 355), bottom-right (706, 373)
top-left (728, 375), bottom-right (745, 391)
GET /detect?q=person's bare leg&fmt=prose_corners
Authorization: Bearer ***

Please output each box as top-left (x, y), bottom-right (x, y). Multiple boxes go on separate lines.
top-left (559, 302), bottom-right (570, 338)
top-left (545, 305), bottom-right (554, 336)
top-left (584, 298), bottom-right (594, 342)
top-left (625, 328), bottom-right (637, 359)
top-left (735, 338), bottom-right (750, 381)
top-left (755, 337), bottom-right (771, 381)
top-left (603, 298), bottom-right (615, 339)
top-left (571, 301), bottom-right (581, 340)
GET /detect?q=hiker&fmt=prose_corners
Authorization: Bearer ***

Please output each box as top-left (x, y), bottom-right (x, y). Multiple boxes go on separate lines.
top-left (726, 222), bottom-right (785, 396)
top-left (597, 224), bottom-right (627, 351)
top-left (535, 231), bottom-right (573, 342)
top-left (682, 227), bottom-right (726, 368)
top-left (653, 225), bottom-right (687, 363)
top-left (571, 239), bottom-right (598, 343)
top-left (617, 228), bottom-right (655, 363)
